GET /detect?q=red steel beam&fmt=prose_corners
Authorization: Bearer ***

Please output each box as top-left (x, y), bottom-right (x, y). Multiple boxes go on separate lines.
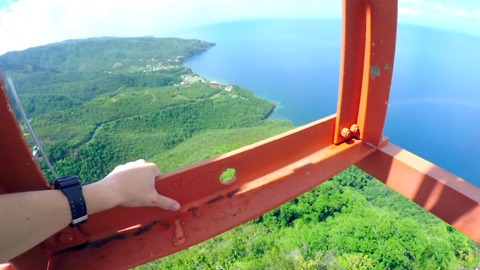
top-left (0, 77), bottom-right (53, 269)
top-left (356, 0), bottom-right (397, 146)
top-left (335, 0), bottom-right (397, 146)
top-left (0, 78), bottom-right (49, 194)
top-left (357, 143), bottom-right (480, 243)
top-left (49, 116), bottom-right (378, 269)
top-left (334, 0), bottom-right (367, 144)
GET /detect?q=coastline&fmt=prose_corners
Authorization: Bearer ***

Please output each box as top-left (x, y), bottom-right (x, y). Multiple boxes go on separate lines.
top-left (263, 103), bottom-right (276, 120)
top-left (183, 45), bottom-right (284, 123)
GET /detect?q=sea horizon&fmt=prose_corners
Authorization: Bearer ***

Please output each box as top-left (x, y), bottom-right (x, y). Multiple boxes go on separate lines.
top-left (178, 19), bottom-right (480, 185)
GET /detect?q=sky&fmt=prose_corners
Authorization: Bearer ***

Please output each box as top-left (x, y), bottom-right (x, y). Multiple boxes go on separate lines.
top-left (0, 0), bottom-right (479, 55)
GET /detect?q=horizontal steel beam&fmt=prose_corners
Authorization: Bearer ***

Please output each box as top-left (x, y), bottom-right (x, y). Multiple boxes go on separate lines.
top-left (48, 115), bottom-right (377, 269)
top-left (357, 143), bottom-right (480, 243)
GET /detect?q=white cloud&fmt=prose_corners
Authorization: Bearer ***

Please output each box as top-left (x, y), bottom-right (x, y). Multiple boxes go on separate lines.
top-left (398, 0), bottom-right (480, 36)
top-left (398, 7), bottom-right (422, 17)
top-left (0, 0), bottom-right (341, 55)
top-left (432, 2), bottom-right (444, 10)
top-left (1, 0), bottom-right (479, 55)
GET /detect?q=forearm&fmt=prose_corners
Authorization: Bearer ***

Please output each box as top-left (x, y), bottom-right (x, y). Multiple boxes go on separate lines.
top-left (0, 160), bottom-right (180, 262)
top-left (0, 182), bottom-right (118, 262)
top-left (0, 189), bottom-right (70, 262)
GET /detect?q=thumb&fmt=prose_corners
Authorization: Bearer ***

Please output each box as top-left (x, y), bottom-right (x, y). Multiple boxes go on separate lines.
top-left (152, 194), bottom-right (181, 211)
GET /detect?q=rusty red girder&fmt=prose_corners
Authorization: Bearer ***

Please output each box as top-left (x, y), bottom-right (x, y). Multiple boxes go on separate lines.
top-left (1, 0), bottom-right (479, 269)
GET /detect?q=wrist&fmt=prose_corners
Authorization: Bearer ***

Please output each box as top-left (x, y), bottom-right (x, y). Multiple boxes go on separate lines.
top-left (53, 175), bottom-right (88, 227)
top-left (83, 181), bottom-right (123, 215)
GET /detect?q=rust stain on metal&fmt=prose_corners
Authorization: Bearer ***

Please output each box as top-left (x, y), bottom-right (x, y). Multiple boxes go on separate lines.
top-left (90, 222), bottom-right (157, 248)
top-left (206, 194), bottom-right (224, 204)
top-left (227, 188), bottom-right (241, 198)
top-left (188, 207), bottom-right (200, 217)
top-left (370, 65), bottom-right (381, 79)
top-left (384, 63), bottom-right (392, 70)
top-left (173, 218), bottom-right (185, 246)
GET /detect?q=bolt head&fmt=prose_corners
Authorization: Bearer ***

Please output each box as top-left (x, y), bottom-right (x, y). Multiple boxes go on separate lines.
top-left (341, 128), bottom-right (352, 138)
top-left (350, 124), bottom-right (360, 134)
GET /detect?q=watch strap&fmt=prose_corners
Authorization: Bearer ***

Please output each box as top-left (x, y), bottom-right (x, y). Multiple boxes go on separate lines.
top-left (53, 175), bottom-right (88, 227)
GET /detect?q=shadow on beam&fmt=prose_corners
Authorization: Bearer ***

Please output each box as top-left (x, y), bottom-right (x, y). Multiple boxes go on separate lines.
top-left (357, 142), bottom-right (480, 243)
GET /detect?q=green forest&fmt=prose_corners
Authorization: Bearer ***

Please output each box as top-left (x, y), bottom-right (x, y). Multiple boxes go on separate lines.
top-left (140, 167), bottom-right (480, 269)
top-left (1, 37), bottom-right (478, 269)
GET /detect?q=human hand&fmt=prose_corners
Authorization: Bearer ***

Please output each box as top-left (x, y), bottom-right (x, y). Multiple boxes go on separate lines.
top-left (99, 159), bottom-right (180, 211)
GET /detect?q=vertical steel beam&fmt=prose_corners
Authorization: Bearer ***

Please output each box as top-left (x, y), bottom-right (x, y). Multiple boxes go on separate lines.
top-left (0, 77), bottom-right (50, 269)
top-left (335, 0), bottom-right (397, 146)
top-left (0, 77), bottom-right (48, 193)
top-left (334, 0), bottom-right (367, 144)
top-left (356, 0), bottom-right (397, 146)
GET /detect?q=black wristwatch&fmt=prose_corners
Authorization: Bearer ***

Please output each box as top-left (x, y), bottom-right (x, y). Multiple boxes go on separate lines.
top-left (53, 175), bottom-right (88, 227)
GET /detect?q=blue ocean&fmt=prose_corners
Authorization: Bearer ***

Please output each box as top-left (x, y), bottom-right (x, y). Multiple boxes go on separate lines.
top-left (176, 20), bottom-right (480, 186)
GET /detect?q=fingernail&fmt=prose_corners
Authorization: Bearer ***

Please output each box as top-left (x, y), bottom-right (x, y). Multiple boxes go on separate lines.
top-left (170, 201), bottom-right (181, 211)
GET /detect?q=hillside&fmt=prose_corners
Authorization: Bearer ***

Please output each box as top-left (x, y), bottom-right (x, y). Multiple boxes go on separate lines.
top-left (1, 37), bottom-right (214, 117)
top-left (1, 37), bottom-right (479, 269)
top-left (0, 37), bottom-right (291, 182)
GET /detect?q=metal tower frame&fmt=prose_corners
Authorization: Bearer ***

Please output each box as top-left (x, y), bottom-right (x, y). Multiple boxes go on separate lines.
top-left (1, 1), bottom-right (479, 269)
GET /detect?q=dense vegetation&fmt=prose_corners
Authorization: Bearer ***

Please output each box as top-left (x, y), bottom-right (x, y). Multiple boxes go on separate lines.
top-left (1, 37), bottom-right (478, 269)
top-left (138, 167), bottom-right (480, 269)
top-left (2, 38), bottom-right (213, 118)
top-left (45, 83), bottom-right (283, 183)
